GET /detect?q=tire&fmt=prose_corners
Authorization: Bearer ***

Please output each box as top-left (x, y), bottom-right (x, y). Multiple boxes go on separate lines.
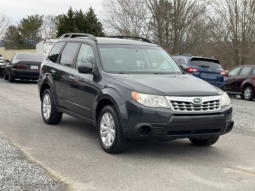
top-left (0, 70), bottom-right (4, 77)
top-left (189, 136), bottom-right (219, 146)
top-left (8, 73), bottom-right (15, 82)
top-left (4, 71), bottom-right (9, 80)
top-left (41, 89), bottom-right (63, 124)
top-left (98, 105), bottom-right (129, 154)
top-left (242, 86), bottom-right (254, 101)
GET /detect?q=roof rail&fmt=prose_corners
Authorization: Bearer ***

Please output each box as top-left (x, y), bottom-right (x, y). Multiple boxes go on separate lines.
top-left (60, 33), bottom-right (97, 42)
top-left (201, 55), bottom-right (215, 59)
top-left (108, 36), bottom-right (154, 43)
top-left (182, 53), bottom-right (192, 57)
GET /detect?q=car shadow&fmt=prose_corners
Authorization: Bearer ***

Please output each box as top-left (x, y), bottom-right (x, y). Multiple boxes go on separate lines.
top-left (56, 115), bottom-right (229, 161)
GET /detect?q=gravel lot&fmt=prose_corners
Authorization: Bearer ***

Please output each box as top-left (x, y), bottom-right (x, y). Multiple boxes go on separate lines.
top-left (231, 96), bottom-right (255, 132)
top-left (0, 137), bottom-right (67, 190)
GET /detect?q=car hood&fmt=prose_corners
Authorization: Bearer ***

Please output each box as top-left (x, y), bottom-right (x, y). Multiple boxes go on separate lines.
top-left (107, 73), bottom-right (223, 96)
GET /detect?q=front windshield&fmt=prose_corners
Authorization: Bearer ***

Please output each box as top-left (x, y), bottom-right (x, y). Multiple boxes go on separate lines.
top-left (98, 45), bottom-right (182, 74)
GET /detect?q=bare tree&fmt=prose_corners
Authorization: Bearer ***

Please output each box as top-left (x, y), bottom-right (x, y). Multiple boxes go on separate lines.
top-left (146, 0), bottom-right (172, 51)
top-left (101, 0), bottom-right (152, 38)
top-left (40, 15), bottom-right (60, 38)
top-left (0, 14), bottom-right (11, 40)
top-left (212, 0), bottom-right (255, 67)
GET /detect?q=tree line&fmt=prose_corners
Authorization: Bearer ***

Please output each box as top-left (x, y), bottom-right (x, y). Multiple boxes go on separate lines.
top-left (0, 7), bottom-right (104, 49)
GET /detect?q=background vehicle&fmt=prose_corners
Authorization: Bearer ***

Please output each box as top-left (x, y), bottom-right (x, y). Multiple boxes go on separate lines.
top-left (5, 53), bottom-right (45, 82)
top-left (172, 54), bottom-right (227, 89)
top-left (38, 33), bottom-right (233, 154)
top-left (36, 38), bottom-right (58, 57)
top-left (0, 56), bottom-right (5, 77)
top-left (224, 65), bottom-right (255, 101)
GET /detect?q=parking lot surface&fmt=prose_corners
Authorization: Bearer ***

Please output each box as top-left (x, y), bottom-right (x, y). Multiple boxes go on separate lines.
top-left (0, 79), bottom-right (255, 191)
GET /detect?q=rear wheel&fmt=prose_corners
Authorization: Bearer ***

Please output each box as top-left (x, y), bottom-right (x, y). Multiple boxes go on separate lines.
top-left (41, 89), bottom-right (62, 124)
top-left (98, 105), bottom-right (129, 153)
top-left (0, 70), bottom-right (4, 77)
top-left (243, 86), bottom-right (254, 101)
top-left (8, 74), bottom-right (15, 82)
top-left (189, 136), bottom-right (219, 146)
top-left (4, 71), bottom-right (8, 80)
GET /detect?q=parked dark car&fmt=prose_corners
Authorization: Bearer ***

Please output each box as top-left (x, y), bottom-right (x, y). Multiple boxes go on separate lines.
top-left (4, 53), bottom-right (45, 82)
top-left (224, 65), bottom-right (255, 101)
top-left (0, 56), bottom-right (6, 77)
top-left (172, 54), bottom-right (227, 89)
top-left (38, 33), bottom-right (233, 153)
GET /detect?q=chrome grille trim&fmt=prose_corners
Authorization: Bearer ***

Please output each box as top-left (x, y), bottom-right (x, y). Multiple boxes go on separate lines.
top-left (165, 96), bottom-right (221, 112)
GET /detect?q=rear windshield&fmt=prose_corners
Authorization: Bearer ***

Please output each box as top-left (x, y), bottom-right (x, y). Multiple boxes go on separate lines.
top-left (15, 54), bottom-right (45, 62)
top-left (190, 59), bottom-right (222, 69)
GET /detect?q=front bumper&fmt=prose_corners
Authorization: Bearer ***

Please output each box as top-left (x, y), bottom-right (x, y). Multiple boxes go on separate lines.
top-left (120, 100), bottom-right (233, 140)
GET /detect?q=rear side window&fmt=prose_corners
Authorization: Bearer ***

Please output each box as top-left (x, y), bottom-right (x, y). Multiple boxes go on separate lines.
top-left (173, 58), bottom-right (180, 63)
top-left (253, 68), bottom-right (255, 75)
top-left (180, 58), bottom-right (186, 65)
top-left (48, 42), bottom-right (65, 63)
top-left (240, 67), bottom-right (252, 75)
top-left (228, 67), bottom-right (241, 76)
top-left (60, 43), bottom-right (80, 67)
top-left (190, 59), bottom-right (222, 69)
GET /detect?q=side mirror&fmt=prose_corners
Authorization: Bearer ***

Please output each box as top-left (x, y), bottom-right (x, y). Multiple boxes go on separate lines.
top-left (78, 63), bottom-right (93, 74)
top-left (180, 64), bottom-right (187, 72)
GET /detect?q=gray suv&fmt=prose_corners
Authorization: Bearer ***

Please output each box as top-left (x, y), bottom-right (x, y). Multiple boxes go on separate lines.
top-left (38, 33), bottom-right (233, 153)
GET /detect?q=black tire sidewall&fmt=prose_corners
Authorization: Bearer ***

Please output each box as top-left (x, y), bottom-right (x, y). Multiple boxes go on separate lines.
top-left (97, 106), bottom-right (120, 153)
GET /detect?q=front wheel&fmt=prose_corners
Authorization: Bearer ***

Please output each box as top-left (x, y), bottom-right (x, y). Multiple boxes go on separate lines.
top-left (41, 89), bottom-right (63, 124)
top-left (4, 71), bottom-right (9, 80)
top-left (189, 136), bottom-right (219, 146)
top-left (243, 86), bottom-right (254, 101)
top-left (98, 105), bottom-right (129, 153)
top-left (8, 73), bottom-right (15, 82)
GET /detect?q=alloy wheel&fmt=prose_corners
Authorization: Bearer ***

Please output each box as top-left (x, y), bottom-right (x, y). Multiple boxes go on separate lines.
top-left (244, 88), bottom-right (252, 100)
top-left (43, 94), bottom-right (51, 120)
top-left (100, 112), bottom-right (116, 147)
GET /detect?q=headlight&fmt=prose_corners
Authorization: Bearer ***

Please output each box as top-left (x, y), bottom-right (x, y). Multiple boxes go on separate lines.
top-left (132, 91), bottom-right (170, 108)
top-left (221, 92), bottom-right (230, 107)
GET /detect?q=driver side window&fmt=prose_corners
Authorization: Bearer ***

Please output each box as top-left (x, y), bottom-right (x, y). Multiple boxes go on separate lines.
top-left (76, 44), bottom-right (95, 69)
top-left (228, 67), bottom-right (241, 76)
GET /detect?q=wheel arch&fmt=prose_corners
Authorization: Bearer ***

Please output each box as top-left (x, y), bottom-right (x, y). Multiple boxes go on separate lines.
top-left (39, 76), bottom-right (58, 107)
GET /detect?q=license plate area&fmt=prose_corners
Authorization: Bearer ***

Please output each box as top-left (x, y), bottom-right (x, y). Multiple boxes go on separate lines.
top-left (31, 65), bottom-right (38, 70)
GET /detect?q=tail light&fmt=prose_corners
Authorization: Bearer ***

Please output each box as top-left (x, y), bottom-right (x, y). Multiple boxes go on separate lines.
top-left (187, 67), bottom-right (199, 73)
top-left (15, 64), bottom-right (27, 69)
top-left (220, 71), bottom-right (227, 77)
top-left (40, 63), bottom-right (44, 71)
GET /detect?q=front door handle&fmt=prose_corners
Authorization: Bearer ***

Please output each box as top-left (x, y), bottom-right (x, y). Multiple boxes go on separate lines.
top-left (51, 69), bottom-right (56, 73)
top-left (69, 76), bottom-right (74, 79)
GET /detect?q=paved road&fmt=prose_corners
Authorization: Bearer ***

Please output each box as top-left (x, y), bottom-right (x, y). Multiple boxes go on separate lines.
top-left (0, 79), bottom-right (255, 191)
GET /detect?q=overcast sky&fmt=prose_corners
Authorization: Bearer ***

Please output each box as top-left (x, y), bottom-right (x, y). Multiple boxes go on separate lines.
top-left (1, 0), bottom-right (103, 25)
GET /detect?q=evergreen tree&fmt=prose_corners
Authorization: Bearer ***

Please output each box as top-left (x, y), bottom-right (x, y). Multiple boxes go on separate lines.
top-left (57, 7), bottom-right (77, 37)
top-left (2, 25), bottom-right (25, 49)
top-left (17, 15), bottom-right (43, 44)
top-left (56, 7), bottom-right (105, 37)
top-left (85, 7), bottom-right (105, 37)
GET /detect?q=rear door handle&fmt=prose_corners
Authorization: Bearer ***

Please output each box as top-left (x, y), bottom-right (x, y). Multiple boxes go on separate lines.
top-left (69, 76), bottom-right (74, 79)
top-left (51, 70), bottom-right (56, 73)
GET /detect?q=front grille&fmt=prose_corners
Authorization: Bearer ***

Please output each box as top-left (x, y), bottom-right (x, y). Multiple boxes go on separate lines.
top-left (165, 96), bottom-right (221, 112)
top-left (167, 129), bottom-right (221, 136)
top-left (171, 100), bottom-right (220, 112)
